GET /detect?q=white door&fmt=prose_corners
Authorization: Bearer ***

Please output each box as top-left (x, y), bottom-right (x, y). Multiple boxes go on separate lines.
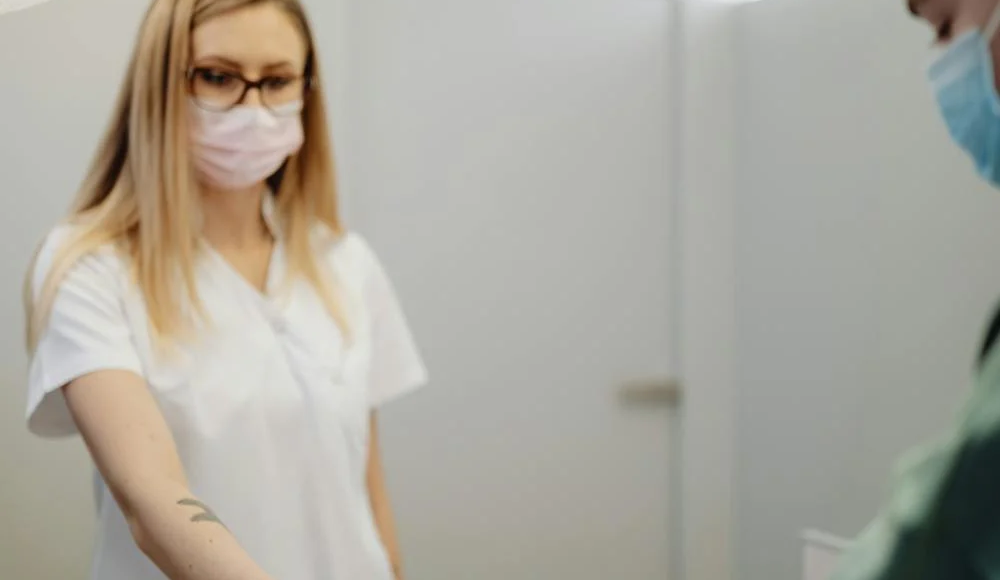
top-left (320, 1), bottom-right (677, 578)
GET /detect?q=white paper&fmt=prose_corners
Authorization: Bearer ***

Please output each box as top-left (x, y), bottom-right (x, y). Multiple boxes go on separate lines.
top-left (802, 529), bottom-right (850, 580)
top-left (804, 543), bottom-right (841, 580)
top-left (0, 0), bottom-right (57, 16)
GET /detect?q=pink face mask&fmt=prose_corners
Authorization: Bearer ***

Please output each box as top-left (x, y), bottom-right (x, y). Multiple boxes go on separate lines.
top-left (189, 100), bottom-right (305, 190)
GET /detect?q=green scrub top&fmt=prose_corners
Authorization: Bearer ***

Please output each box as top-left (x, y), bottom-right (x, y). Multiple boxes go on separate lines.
top-left (832, 311), bottom-right (1000, 580)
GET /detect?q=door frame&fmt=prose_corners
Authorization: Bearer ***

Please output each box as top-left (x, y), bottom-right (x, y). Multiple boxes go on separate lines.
top-left (673, 2), bottom-right (738, 580)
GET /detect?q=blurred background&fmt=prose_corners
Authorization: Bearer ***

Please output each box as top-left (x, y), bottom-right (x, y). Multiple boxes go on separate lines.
top-left (3, 0), bottom-right (1000, 579)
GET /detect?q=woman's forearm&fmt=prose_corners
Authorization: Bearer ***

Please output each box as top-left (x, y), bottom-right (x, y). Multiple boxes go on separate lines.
top-left (63, 372), bottom-right (274, 580)
top-left (367, 413), bottom-right (404, 579)
top-left (370, 482), bottom-right (404, 579)
top-left (126, 480), bottom-right (274, 580)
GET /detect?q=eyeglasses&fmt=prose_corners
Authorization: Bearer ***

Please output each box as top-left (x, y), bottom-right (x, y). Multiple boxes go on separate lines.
top-left (186, 67), bottom-right (313, 115)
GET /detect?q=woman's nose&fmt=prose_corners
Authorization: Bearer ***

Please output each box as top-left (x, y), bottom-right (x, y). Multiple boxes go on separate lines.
top-left (242, 86), bottom-right (265, 107)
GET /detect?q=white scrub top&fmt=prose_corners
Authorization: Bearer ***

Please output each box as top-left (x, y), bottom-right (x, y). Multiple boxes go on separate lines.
top-left (25, 196), bottom-right (428, 580)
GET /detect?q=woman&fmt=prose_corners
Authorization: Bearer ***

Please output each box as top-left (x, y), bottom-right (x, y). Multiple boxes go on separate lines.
top-left (834, 0), bottom-right (1000, 578)
top-left (23, 1), bottom-right (427, 579)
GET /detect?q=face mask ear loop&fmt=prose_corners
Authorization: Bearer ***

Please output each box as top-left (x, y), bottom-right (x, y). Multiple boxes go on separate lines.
top-left (986, 1), bottom-right (1000, 40)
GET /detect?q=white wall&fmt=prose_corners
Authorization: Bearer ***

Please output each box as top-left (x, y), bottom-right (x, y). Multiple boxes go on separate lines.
top-left (734, 0), bottom-right (1000, 578)
top-left (344, 2), bottom-right (742, 577)
top-left (344, 2), bottom-right (683, 578)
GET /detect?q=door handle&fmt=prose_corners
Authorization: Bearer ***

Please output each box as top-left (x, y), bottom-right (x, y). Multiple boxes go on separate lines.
top-left (619, 378), bottom-right (683, 409)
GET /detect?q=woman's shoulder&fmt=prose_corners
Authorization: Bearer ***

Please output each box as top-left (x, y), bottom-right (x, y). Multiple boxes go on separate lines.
top-left (312, 224), bottom-right (382, 279)
top-left (31, 222), bottom-right (128, 295)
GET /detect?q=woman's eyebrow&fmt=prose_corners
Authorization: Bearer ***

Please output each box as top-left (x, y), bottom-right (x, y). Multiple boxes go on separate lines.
top-left (192, 56), bottom-right (298, 73)
top-left (192, 55), bottom-right (243, 69)
top-left (262, 60), bottom-right (297, 72)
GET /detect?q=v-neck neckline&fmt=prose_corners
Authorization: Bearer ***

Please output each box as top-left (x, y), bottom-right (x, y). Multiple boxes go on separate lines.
top-left (201, 192), bottom-right (285, 300)
top-left (204, 238), bottom-right (283, 299)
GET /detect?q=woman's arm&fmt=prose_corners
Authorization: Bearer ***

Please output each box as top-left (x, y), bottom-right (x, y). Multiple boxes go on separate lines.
top-left (65, 369), bottom-right (274, 580)
top-left (367, 412), bottom-right (405, 580)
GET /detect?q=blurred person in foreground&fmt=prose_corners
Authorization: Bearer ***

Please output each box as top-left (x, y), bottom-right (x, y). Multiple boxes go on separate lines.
top-left (22, 1), bottom-right (427, 579)
top-left (834, 0), bottom-right (1000, 577)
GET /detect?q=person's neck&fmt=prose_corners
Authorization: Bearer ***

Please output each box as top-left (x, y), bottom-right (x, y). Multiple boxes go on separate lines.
top-left (200, 182), bottom-right (271, 250)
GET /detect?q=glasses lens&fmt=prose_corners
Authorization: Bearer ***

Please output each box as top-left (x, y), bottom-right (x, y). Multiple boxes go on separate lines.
top-left (261, 77), bottom-right (307, 114)
top-left (190, 68), bottom-right (244, 111)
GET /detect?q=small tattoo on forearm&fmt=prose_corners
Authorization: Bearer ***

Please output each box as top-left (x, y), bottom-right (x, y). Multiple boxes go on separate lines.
top-left (178, 498), bottom-right (228, 529)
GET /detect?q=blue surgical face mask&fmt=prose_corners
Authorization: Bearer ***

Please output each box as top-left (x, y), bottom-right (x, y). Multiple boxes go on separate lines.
top-left (928, 5), bottom-right (1000, 185)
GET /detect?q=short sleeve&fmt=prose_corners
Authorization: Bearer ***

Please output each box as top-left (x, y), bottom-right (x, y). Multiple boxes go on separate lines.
top-left (351, 235), bottom-right (428, 408)
top-left (26, 227), bottom-right (143, 438)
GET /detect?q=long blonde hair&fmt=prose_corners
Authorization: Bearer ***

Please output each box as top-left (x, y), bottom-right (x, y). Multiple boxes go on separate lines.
top-left (25, 0), bottom-right (346, 352)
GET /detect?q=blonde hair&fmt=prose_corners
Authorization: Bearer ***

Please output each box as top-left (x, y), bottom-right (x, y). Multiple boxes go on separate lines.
top-left (24, 0), bottom-right (347, 352)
